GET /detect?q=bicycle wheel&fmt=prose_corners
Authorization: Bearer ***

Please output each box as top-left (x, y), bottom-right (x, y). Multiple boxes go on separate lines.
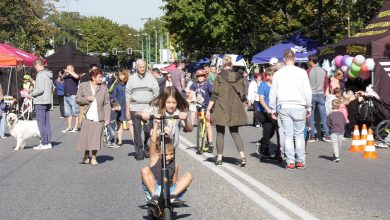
top-left (375, 120), bottom-right (390, 142)
top-left (163, 207), bottom-right (172, 220)
top-left (20, 103), bottom-right (29, 120)
top-left (196, 119), bottom-right (204, 154)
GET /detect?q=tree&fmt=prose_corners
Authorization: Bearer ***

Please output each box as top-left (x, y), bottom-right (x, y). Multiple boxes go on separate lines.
top-left (162, 0), bottom-right (387, 58)
top-left (0, 0), bottom-right (56, 55)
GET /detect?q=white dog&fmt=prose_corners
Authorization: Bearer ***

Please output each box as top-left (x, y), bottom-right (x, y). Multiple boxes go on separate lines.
top-left (6, 113), bottom-right (41, 150)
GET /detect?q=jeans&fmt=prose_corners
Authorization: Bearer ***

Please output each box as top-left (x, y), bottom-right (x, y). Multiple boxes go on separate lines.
top-left (331, 133), bottom-right (343, 158)
top-left (35, 104), bottom-right (52, 145)
top-left (0, 113), bottom-right (6, 137)
top-left (64, 95), bottom-right (80, 117)
top-left (310, 94), bottom-right (329, 137)
top-left (279, 108), bottom-right (306, 164)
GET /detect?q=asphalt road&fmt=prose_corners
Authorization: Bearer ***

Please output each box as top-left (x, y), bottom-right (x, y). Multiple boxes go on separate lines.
top-left (1, 107), bottom-right (390, 220)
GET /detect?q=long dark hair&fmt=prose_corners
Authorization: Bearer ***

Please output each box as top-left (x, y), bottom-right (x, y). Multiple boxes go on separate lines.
top-left (153, 86), bottom-right (189, 114)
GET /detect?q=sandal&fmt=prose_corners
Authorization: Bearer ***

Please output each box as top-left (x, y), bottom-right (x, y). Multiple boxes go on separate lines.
top-left (215, 159), bottom-right (223, 166)
top-left (239, 157), bottom-right (247, 167)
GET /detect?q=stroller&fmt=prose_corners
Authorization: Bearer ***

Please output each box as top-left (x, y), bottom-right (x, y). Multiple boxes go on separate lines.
top-left (103, 120), bottom-right (119, 148)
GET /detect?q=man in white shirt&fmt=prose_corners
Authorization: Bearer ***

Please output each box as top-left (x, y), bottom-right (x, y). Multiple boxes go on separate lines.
top-left (269, 50), bottom-right (312, 170)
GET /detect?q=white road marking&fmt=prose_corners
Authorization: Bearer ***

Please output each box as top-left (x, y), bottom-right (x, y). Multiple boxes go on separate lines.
top-left (180, 136), bottom-right (319, 220)
top-left (178, 139), bottom-right (293, 220)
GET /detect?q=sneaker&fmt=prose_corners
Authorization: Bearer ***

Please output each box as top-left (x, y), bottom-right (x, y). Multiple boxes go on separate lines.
top-left (70, 128), bottom-right (79, 133)
top-left (256, 124), bottom-right (260, 128)
top-left (0, 135), bottom-right (7, 139)
top-left (308, 136), bottom-right (316, 143)
top-left (376, 142), bottom-right (389, 148)
top-left (147, 199), bottom-right (161, 218)
top-left (323, 136), bottom-right (331, 142)
top-left (33, 144), bottom-right (46, 150)
top-left (334, 157), bottom-right (340, 162)
top-left (62, 128), bottom-right (72, 133)
top-left (296, 162), bottom-right (306, 169)
top-left (286, 163), bottom-right (295, 170)
top-left (207, 144), bottom-right (214, 153)
top-left (44, 143), bottom-right (53, 149)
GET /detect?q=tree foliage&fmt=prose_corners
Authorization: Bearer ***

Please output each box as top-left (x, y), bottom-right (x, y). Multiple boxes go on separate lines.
top-left (0, 0), bottom-right (56, 55)
top-left (163, 0), bottom-right (387, 58)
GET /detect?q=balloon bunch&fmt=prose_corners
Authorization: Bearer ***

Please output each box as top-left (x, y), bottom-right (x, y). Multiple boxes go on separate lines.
top-left (334, 55), bottom-right (375, 80)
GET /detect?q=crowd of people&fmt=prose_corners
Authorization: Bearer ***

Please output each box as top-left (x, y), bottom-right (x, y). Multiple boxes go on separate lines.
top-left (1, 50), bottom-right (380, 204)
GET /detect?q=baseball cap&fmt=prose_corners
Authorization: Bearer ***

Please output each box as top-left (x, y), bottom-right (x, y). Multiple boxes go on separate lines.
top-left (269, 57), bottom-right (278, 65)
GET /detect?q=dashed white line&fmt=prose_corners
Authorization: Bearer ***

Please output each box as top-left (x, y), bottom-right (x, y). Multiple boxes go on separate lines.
top-left (180, 136), bottom-right (319, 220)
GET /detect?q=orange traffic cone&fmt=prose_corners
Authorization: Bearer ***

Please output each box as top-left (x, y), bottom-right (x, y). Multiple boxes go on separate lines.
top-left (362, 128), bottom-right (378, 159)
top-left (349, 125), bottom-right (362, 152)
top-left (359, 124), bottom-right (368, 151)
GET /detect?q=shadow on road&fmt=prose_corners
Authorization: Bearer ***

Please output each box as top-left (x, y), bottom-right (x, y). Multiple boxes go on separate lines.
top-left (123, 139), bottom-right (134, 145)
top-left (51, 141), bottom-right (62, 147)
top-left (139, 204), bottom-right (192, 220)
top-left (96, 155), bottom-right (114, 163)
top-left (206, 156), bottom-right (239, 165)
top-left (318, 155), bottom-right (334, 161)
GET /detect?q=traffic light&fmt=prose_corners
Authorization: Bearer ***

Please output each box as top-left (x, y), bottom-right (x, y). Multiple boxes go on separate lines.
top-left (127, 48), bottom-right (132, 55)
top-left (112, 48), bottom-right (117, 55)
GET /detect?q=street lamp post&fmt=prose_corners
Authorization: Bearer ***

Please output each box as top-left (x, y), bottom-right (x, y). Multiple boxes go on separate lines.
top-left (147, 33), bottom-right (151, 66)
top-left (155, 29), bottom-right (158, 64)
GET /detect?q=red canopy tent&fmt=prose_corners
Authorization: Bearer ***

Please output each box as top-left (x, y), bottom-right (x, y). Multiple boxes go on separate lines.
top-left (0, 53), bottom-right (21, 67)
top-left (0, 43), bottom-right (41, 67)
top-left (0, 43), bottom-right (43, 103)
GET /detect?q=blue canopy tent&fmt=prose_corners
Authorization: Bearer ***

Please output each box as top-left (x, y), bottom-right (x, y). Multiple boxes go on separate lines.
top-left (252, 35), bottom-right (321, 64)
top-left (187, 57), bottom-right (211, 73)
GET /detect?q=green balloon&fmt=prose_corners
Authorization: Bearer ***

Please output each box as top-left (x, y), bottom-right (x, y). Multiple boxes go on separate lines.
top-left (349, 69), bottom-right (359, 79)
top-left (351, 63), bottom-right (361, 72)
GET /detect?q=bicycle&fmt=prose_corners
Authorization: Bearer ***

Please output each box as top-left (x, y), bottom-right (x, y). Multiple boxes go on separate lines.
top-left (375, 119), bottom-right (390, 143)
top-left (19, 97), bottom-right (34, 120)
top-left (196, 106), bottom-right (209, 154)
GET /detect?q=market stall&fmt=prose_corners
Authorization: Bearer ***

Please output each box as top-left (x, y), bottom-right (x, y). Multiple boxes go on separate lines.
top-left (318, 0), bottom-right (390, 104)
top-left (252, 35), bottom-right (320, 64)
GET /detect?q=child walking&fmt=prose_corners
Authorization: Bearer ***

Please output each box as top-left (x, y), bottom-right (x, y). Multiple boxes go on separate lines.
top-left (327, 99), bottom-right (347, 162)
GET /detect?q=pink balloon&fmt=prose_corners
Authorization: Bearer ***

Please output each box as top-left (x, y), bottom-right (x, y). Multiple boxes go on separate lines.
top-left (335, 55), bottom-right (343, 68)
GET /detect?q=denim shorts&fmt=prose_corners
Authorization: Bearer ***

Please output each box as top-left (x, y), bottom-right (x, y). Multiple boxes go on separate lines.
top-left (64, 95), bottom-right (80, 116)
top-left (142, 182), bottom-right (184, 201)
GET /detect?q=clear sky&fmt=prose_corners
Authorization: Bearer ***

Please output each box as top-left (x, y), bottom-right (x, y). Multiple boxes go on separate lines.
top-left (54, 0), bottom-right (165, 30)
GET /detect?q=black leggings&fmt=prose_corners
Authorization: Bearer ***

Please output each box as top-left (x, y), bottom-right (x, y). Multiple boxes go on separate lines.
top-left (216, 125), bottom-right (244, 155)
